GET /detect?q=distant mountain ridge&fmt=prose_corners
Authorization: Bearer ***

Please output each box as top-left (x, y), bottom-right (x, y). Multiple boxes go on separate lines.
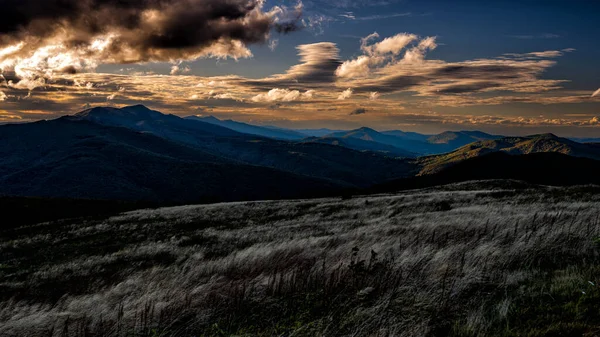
top-left (2, 104), bottom-right (599, 203)
top-left (372, 152), bottom-right (600, 193)
top-left (77, 106), bottom-right (415, 187)
top-left (185, 115), bottom-right (306, 140)
top-left (293, 128), bottom-right (345, 137)
top-left (301, 135), bottom-right (417, 158)
top-left (73, 105), bottom-right (243, 138)
top-left (0, 105), bottom-right (418, 203)
top-left (417, 133), bottom-right (600, 175)
top-left (380, 130), bottom-right (430, 142)
top-left (323, 127), bottom-right (439, 155)
top-left (426, 131), bottom-right (502, 150)
top-left (179, 113), bottom-right (598, 159)
top-left (311, 128), bottom-right (501, 156)
top-left (0, 117), bottom-right (339, 202)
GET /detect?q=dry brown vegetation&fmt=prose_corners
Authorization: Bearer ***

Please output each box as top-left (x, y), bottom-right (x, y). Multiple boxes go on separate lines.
top-left (2, 181), bottom-right (600, 336)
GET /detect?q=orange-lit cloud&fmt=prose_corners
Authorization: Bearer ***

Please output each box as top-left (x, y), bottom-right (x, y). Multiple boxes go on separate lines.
top-left (0, 0), bottom-right (303, 91)
top-left (1, 28), bottom-right (599, 134)
top-left (251, 88), bottom-right (315, 102)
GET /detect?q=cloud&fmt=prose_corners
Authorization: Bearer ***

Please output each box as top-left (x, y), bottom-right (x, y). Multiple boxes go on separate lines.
top-left (0, 0), bottom-right (303, 89)
top-left (381, 112), bottom-right (600, 128)
top-left (282, 43), bottom-right (342, 83)
top-left (362, 32), bottom-right (418, 56)
top-left (301, 13), bottom-right (335, 35)
top-left (423, 92), bottom-right (596, 107)
top-left (585, 116), bottom-right (600, 125)
top-left (510, 33), bottom-right (561, 39)
top-left (315, 0), bottom-right (403, 10)
top-left (170, 65), bottom-right (191, 76)
top-left (336, 32), bottom-right (429, 78)
top-left (401, 36), bottom-right (438, 63)
top-left (528, 51), bottom-right (564, 58)
top-left (269, 39), bottom-right (279, 51)
top-left (2, 69), bottom-right (597, 127)
top-left (244, 42), bottom-right (342, 88)
top-left (338, 88), bottom-right (353, 100)
top-left (355, 13), bottom-right (413, 21)
top-left (271, 2), bottom-right (305, 34)
top-left (335, 55), bottom-right (372, 78)
top-left (339, 12), bottom-right (412, 21)
top-left (503, 50), bottom-right (568, 59)
top-left (1, 29), bottom-right (591, 122)
top-left (339, 12), bottom-right (356, 19)
top-left (334, 32), bottom-right (569, 99)
top-left (349, 107), bottom-right (367, 115)
top-left (251, 88), bottom-right (315, 102)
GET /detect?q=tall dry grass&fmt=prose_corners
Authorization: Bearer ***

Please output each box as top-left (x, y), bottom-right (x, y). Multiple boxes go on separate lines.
top-left (1, 182), bottom-right (600, 336)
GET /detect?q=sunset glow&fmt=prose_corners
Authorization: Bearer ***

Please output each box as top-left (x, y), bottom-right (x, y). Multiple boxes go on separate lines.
top-left (0, 0), bottom-right (599, 136)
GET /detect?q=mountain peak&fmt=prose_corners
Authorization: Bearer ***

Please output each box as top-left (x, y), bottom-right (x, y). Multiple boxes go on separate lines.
top-left (74, 105), bottom-right (164, 121)
top-left (189, 115), bottom-right (221, 122)
top-left (531, 133), bottom-right (560, 140)
top-left (75, 106), bottom-right (120, 117)
top-left (120, 105), bottom-right (164, 117)
top-left (356, 127), bottom-right (378, 133)
top-left (124, 104), bottom-right (151, 111)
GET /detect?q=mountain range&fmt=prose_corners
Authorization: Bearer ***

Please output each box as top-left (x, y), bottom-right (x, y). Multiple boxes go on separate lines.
top-left (1, 104), bottom-right (599, 203)
top-left (185, 115), bottom-right (306, 140)
top-left (0, 116), bottom-right (341, 202)
top-left (371, 152), bottom-right (600, 193)
top-left (309, 127), bottom-right (501, 156)
top-left (416, 133), bottom-right (600, 174)
top-left (182, 116), bottom-right (506, 157)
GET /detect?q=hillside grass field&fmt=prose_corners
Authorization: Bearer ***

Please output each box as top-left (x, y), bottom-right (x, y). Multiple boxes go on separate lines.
top-left (2, 181), bottom-right (600, 336)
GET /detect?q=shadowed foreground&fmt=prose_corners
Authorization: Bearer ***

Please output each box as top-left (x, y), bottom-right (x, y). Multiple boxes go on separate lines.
top-left (2, 181), bottom-right (600, 336)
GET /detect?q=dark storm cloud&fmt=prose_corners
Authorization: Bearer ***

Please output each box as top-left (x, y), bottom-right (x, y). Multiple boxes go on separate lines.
top-left (0, 0), bottom-right (303, 63)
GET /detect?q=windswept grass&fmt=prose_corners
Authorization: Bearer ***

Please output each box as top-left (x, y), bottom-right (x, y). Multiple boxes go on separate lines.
top-left (1, 181), bottom-right (600, 336)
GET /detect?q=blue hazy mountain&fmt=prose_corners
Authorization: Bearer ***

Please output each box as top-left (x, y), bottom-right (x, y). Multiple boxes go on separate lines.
top-left (69, 105), bottom-right (417, 188)
top-left (320, 128), bottom-right (503, 156)
top-left (0, 117), bottom-right (340, 202)
top-left (426, 131), bottom-right (502, 151)
top-left (322, 127), bottom-right (441, 155)
top-left (293, 128), bottom-right (347, 137)
top-left (381, 130), bottom-right (431, 142)
top-left (185, 115), bottom-right (307, 140)
top-left (301, 134), bottom-right (417, 158)
top-left (3, 105), bottom-right (599, 203)
top-left (179, 115), bottom-right (505, 157)
top-left (570, 137), bottom-right (600, 143)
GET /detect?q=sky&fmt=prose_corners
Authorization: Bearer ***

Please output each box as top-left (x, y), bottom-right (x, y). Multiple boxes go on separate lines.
top-left (0, 0), bottom-right (599, 136)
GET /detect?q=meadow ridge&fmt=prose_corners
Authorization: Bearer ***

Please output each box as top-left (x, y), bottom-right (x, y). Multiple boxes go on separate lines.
top-left (2, 181), bottom-right (600, 336)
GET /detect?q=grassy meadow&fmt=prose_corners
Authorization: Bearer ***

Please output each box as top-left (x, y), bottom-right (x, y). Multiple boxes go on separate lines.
top-left (2, 181), bottom-right (600, 336)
